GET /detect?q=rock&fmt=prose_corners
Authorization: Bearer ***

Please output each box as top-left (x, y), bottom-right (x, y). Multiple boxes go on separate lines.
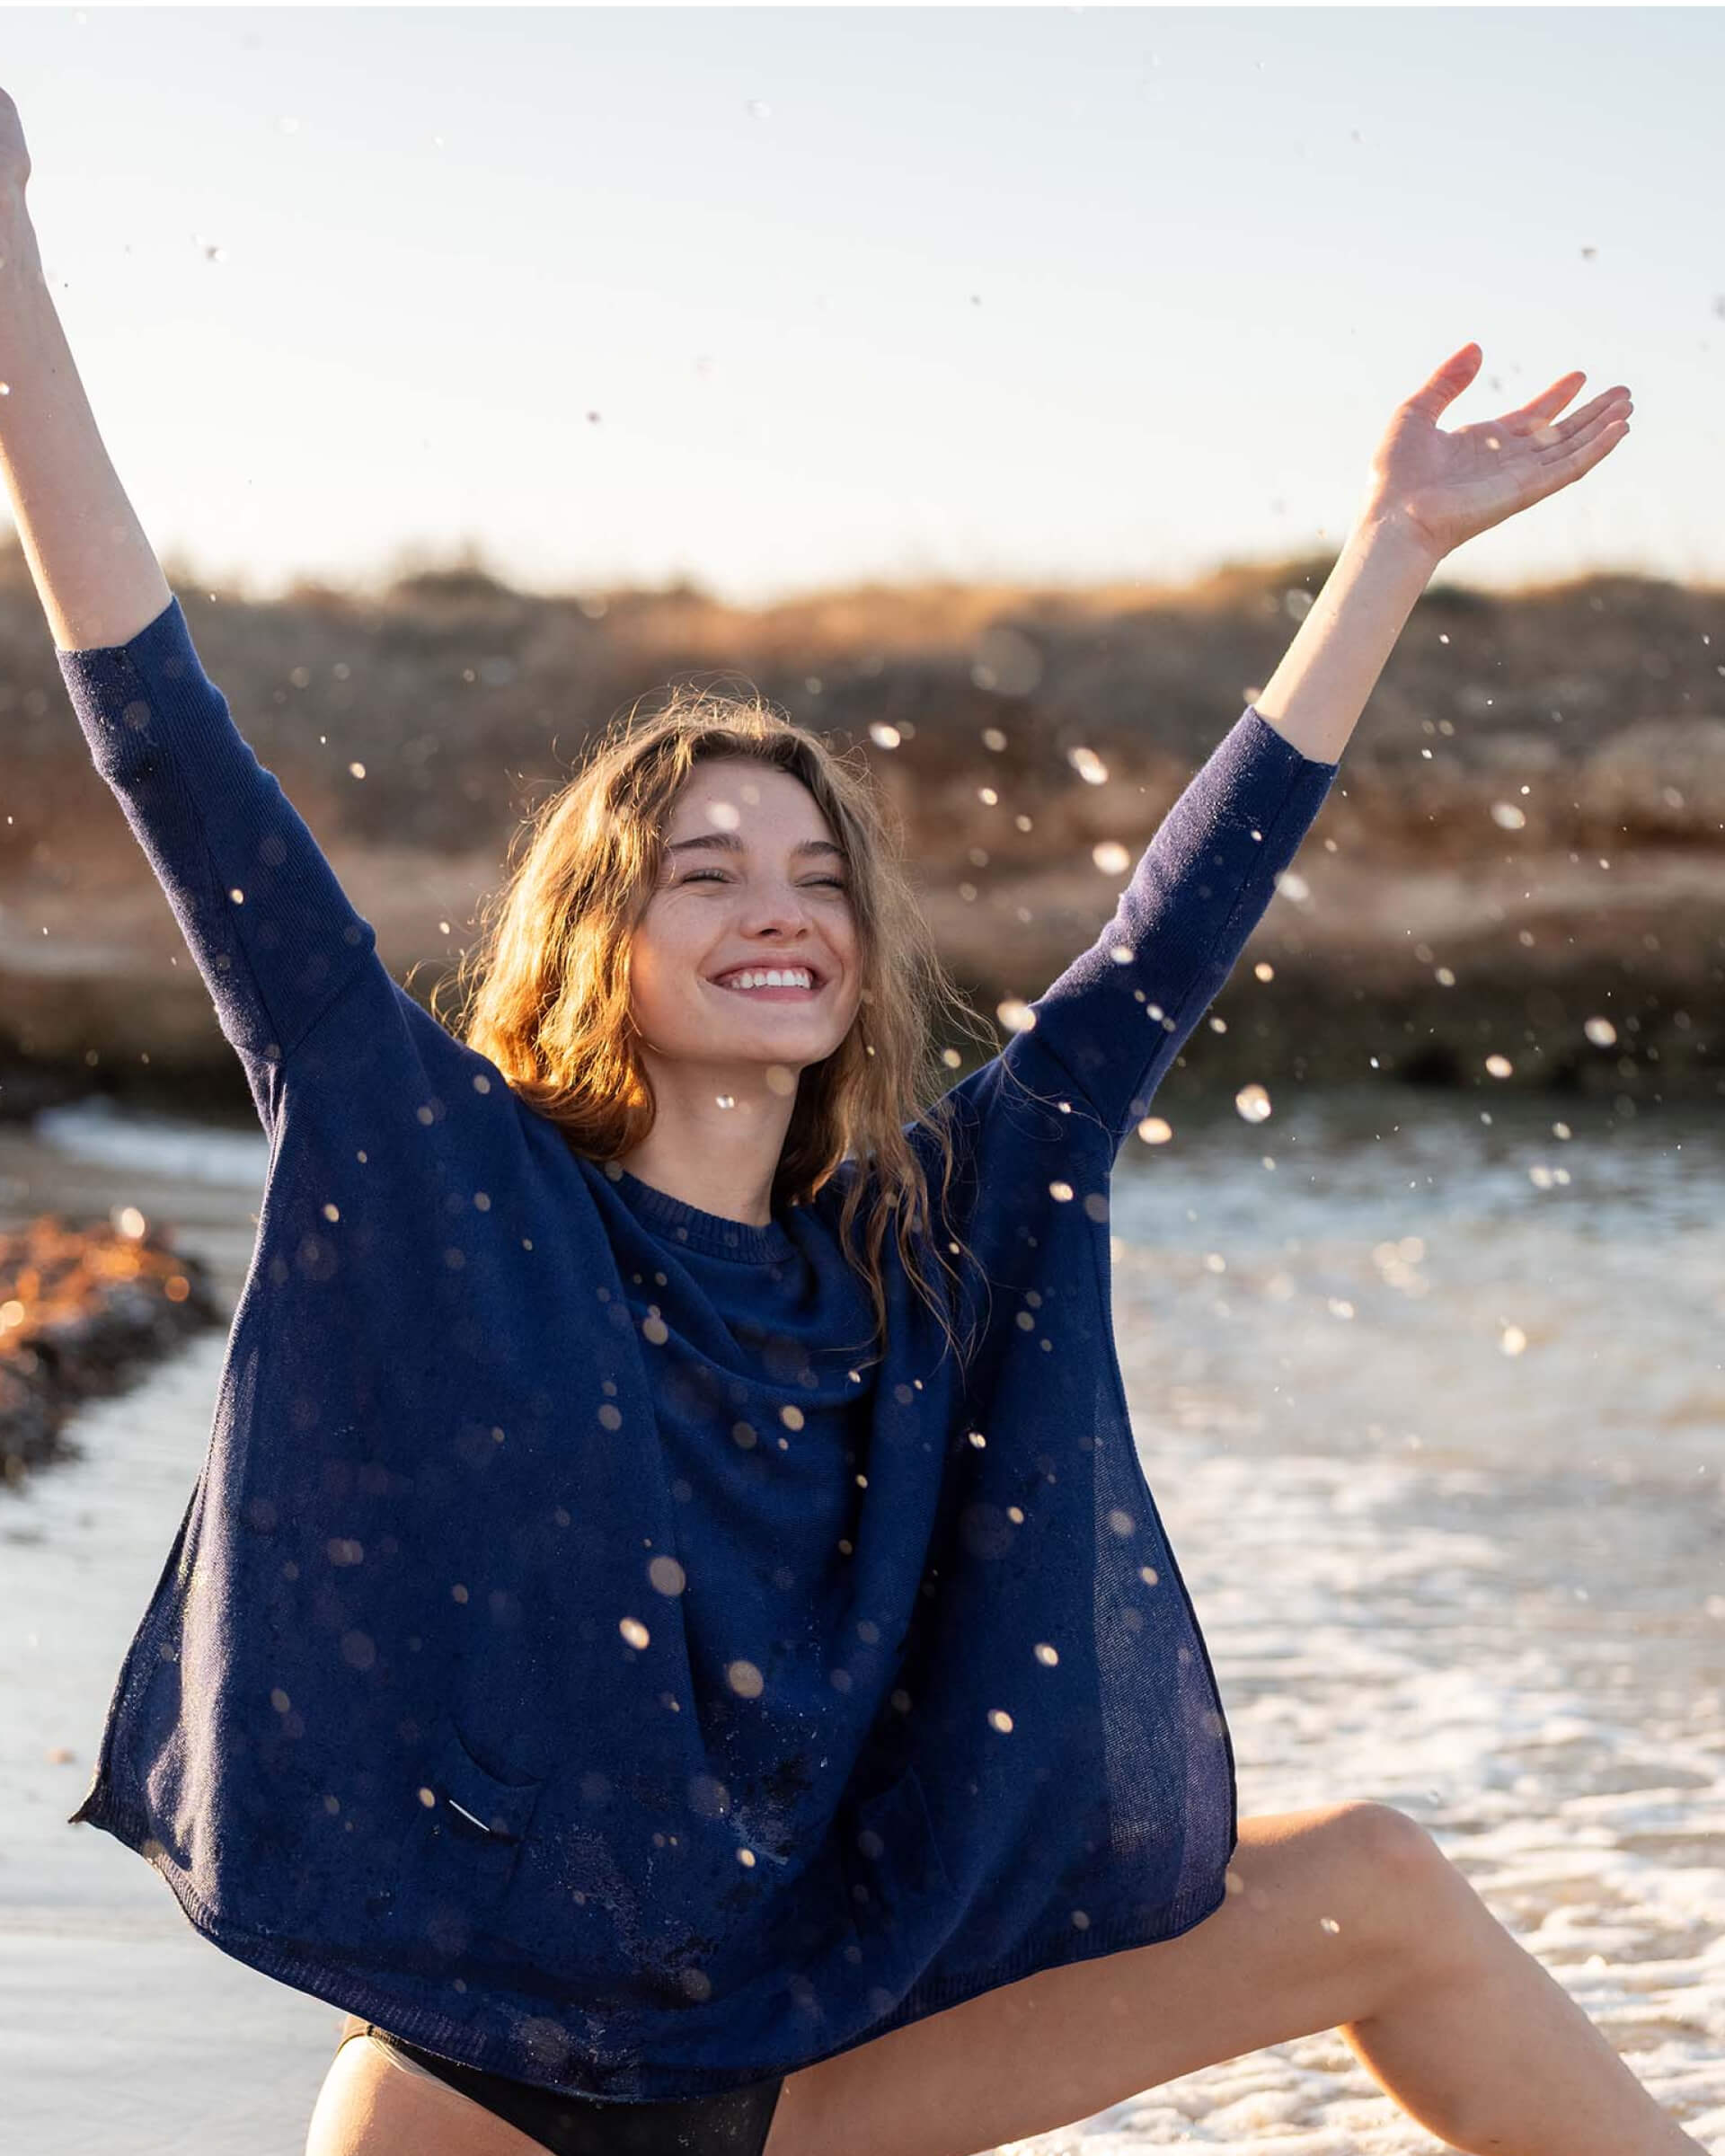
top-left (0, 1214), bottom-right (222, 1480)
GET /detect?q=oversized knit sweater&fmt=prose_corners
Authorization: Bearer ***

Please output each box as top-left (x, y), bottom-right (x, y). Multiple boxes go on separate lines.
top-left (57, 594), bottom-right (1339, 2099)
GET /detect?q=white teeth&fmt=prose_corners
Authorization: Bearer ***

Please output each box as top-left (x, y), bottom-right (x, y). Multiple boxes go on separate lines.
top-left (719, 968), bottom-right (814, 991)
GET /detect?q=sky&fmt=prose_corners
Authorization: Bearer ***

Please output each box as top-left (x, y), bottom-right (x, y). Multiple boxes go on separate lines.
top-left (4, 4), bottom-right (1721, 609)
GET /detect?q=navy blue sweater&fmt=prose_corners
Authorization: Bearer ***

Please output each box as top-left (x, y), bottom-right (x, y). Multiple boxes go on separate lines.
top-left (58, 596), bottom-right (1339, 2099)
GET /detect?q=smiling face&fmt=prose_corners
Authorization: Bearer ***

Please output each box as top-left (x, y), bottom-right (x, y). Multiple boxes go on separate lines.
top-left (626, 756), bottom-right (864, 1079)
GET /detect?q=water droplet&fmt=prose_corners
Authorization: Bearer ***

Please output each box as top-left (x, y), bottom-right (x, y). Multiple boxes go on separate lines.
top-left (1234, 1082), bottom-right (1272, 1125)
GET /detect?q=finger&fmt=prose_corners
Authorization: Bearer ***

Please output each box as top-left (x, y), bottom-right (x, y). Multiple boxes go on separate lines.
top-left (1530, 384), bottom-right (1632, 447)
top-left (1564, 413), bottom-right (1631, 466)
top-left (1534, 394), bottom-right (1632, 459)
top-left (1404, 342), bottom-right (1483, 420)
top-left (1502, 370), bottom-right (1588, 429)
top-left (1526, 414), bottom-right (1630, 501)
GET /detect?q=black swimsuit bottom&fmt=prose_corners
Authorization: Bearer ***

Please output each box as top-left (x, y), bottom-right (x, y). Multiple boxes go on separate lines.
top-left (337, 2014), bottom-right (785, 2156)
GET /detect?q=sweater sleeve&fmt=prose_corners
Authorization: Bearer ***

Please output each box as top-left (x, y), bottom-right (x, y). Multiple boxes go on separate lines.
top-left (1020, 704), bottom-right (1339, 1154)
top-left (55, 593), bottom-right (380, 1090)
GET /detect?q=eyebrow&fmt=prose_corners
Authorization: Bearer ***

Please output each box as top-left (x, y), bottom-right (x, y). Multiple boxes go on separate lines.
top-left (664, 834), bottom-right (847, 862)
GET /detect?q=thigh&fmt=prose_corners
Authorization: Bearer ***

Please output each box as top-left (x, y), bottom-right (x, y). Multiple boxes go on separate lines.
top-left (765, 1800), bottom-right (1452, 2156)
top-left (305, 2026), bottom-right (544, 2156)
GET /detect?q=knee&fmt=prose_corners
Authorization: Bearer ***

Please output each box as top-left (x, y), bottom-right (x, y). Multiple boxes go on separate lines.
top-left (1340, 1799), bottom-right (1445, 1882)
top-left (1339, 1800), bottom-right (1482, 1980)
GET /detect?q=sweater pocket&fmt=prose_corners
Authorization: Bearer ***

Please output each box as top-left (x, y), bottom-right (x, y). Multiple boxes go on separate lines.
top-left (384, 1711), bottom-right (546, 1953)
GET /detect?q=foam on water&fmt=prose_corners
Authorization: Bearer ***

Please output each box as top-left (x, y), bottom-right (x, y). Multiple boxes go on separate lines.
top-left (32, 1096), bottom-right (267, 1190)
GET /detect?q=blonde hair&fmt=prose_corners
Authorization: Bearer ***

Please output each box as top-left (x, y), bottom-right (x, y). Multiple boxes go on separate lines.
top-left (437, 681), bottom-right (999, 1374)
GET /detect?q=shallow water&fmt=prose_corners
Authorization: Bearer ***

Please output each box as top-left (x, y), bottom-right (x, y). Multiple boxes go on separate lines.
top-left (2, 1086), bottom-right (1721, 2152)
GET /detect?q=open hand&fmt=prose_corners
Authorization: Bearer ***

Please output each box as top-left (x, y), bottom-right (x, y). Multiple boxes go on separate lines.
top-left (1359, 344), bottom-right (1632, 561)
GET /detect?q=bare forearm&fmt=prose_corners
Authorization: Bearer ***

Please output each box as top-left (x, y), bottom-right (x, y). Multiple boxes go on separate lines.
top-left (0, 191), bottom-right (171, 652)
top-left (1252, 514), bottom-right (1441, 765)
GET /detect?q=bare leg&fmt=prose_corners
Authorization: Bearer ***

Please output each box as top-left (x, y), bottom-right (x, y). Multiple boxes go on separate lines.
top-left (767, 1801), bottom-right (1707, 2156)
top-left (1345, 1877), bottom-right (1708, 2156)
top-left (305, 2028), bottom-right (542, 2156)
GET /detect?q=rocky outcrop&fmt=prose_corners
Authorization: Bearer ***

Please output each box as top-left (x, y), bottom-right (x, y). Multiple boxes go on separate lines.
top-left (0, 1215), bottom-right (222, 1480)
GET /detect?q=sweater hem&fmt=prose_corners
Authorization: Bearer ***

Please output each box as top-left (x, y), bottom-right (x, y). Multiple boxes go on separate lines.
top-left (815, 1868), bottom-right (1233, 2065)
top-left (76, 1776), bottom-right (1229, 2100)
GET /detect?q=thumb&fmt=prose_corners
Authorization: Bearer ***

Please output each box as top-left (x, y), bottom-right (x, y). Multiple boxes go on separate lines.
top-left (1404, 342), bottom-right (1482, 421)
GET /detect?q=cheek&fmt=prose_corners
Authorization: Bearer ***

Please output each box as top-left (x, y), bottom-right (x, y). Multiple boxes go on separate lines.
top-left (630, 910), bottom-right (697, 994)
top-left (623, 923), bottom-right (683, 1029)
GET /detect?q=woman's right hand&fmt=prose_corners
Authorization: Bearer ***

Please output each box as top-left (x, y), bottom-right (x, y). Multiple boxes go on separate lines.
top-left (0, 87), bottom-right (33, 200)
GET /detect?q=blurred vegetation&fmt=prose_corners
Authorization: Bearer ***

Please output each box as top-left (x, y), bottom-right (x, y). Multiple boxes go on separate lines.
top-left (1, 531), bottom-right (1721, 1109)
top-left (4, 530), bottom-right (1720, 864)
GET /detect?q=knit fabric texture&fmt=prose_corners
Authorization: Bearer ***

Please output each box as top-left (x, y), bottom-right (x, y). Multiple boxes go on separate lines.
top-left (57, 596), bottom-right (1339, 2099)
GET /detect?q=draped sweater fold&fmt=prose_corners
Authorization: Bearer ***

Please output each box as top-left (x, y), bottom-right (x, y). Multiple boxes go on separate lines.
top-left (55, 596), bottom-right (1339, 2099)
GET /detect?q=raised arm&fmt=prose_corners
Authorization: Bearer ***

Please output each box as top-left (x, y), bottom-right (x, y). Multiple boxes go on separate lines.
top-left (0, 93), bottom-right (380, 1121)
top-left (1018, 703), bottom-right (1340, 1153)
top-left (1000, 345), bottom-right (1632, 1158)
top-left (0, 107), bottom-right (170, 649)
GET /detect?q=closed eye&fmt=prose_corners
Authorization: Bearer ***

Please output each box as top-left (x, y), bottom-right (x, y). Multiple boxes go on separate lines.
top-left (682, 870), bottom-right (848, 889)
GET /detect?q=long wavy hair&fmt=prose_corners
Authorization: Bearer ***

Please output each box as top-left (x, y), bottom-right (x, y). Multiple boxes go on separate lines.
top-left (438, 681), bottom-right (1001, 1375)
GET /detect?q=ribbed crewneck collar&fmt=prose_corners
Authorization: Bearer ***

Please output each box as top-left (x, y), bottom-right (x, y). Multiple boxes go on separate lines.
top-left (601, 1162), bottom-right (795, 1265)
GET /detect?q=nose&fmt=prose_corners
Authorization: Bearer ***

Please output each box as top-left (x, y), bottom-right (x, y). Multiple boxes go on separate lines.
top-left (740, 883), bottom-right (819, 938)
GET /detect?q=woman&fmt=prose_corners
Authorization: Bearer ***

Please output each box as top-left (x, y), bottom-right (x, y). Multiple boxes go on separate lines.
top-left (4, 84), bottom-right (1685, 2156)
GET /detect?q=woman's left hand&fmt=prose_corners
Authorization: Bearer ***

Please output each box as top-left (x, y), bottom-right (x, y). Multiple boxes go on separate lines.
top-left (1358, 343), bottom-right (1632, 561)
